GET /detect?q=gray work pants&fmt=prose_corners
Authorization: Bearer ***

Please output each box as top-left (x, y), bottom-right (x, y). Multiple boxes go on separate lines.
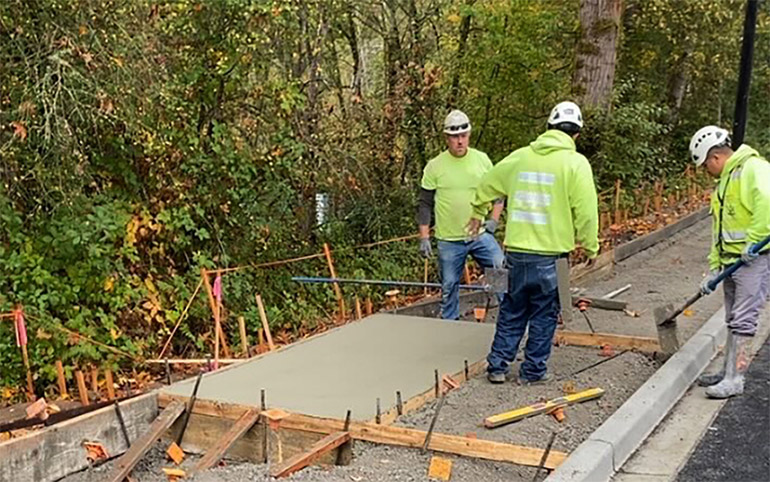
top-left (724, 253), bottom-right (770, 336)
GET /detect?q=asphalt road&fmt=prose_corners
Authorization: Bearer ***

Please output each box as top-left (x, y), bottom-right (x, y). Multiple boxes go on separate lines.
top-left (677, 335), bottom-right (770, 482)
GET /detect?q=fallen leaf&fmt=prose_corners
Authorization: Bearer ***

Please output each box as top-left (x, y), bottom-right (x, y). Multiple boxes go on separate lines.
top-left (11, 121), bottom-right (27, 141)
top-left (683, 309), bottom-right (695, 317)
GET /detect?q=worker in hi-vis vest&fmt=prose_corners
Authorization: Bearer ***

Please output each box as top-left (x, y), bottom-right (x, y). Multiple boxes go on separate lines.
top-left (467, 101), bottom-right (599, 384)
top-left (690, 126), bottom-right (770, 399)
top-left (417, 110), bottom-right (504, 320)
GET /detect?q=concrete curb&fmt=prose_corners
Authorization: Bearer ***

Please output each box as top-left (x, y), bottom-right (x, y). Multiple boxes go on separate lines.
top-left (546, 307), bottom-right (727, 482)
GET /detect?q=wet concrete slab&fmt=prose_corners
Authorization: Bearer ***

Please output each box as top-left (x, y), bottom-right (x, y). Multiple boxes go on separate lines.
top-left (163, 313), bottom-right (495, 420)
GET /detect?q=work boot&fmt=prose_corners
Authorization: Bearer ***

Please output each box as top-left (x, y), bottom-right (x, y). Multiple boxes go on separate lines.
top-left (706, 333), bottom-right (752, 399)
top-left (697, 332), bottom-right (733, 387)
top-left (487, 372), bottom-right (508, 384)
top-left (518, 373), bottom-right (552, 386)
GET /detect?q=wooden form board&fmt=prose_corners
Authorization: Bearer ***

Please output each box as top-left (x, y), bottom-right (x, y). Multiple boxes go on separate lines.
top-left (105, 400), bottom-right (185, 482)
top-left (270, 431), bottom-right (351, 478)
top-left (570, 295), bottom-right (627, 311)
top-left (189, 408), bottom-right (261, 476)
top-left (614, 207), bottom-right (709, 262)
top-left (158, 394), bottom-right (567, 470)
top-left (554, 330), bottom-right (661, 354)
top-left (0, 393), bottom-right (158, 482)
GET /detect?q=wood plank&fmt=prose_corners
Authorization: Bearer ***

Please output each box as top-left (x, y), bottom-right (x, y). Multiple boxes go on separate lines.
top-left (615, 207), bottom-right (709, 262)
top-left (554, 330), bottom-right (661, 354)
top-left (270, 431), bottom-right (351, 478)
top-left (570, 295), bottom-right (627, 311)
top-left (557, 258), bottom-right (573, 323)
top-left (105, 401), bottom-right (185, 482)
top-left (189, 409), bottom-right (260, 475)
top-left (157, 395), bottom-right (567, 469)
top-left (0, 393), bottom-right (157, 482)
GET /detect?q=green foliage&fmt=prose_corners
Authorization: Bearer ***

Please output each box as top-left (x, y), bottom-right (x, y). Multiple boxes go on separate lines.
top-left (0, 0), bottom-right (769, 401)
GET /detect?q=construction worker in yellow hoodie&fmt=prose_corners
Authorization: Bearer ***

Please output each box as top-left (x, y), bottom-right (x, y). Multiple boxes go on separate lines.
top-left (690, 126), bottom-right (770, 399)
top-left (467, 101), bottom-right (599, 384)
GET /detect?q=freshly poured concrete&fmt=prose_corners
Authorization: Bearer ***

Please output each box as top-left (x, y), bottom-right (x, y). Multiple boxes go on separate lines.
top-left (163, 313), bottom-right (495, 420)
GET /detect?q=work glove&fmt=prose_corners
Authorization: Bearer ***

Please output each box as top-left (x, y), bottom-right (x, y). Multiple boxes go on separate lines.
top-left (741, 243), bottom-right (759, 264)
top-left (484, 219), bottom-right (498, 234)
top-left (700, 269), bottom-right (721, 295)
top-left (419, 237), bottom-right (432, 258)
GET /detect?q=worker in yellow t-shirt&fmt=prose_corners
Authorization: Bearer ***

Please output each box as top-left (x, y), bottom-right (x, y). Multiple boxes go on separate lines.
top-left (417, 110), bottom-right (504, 320)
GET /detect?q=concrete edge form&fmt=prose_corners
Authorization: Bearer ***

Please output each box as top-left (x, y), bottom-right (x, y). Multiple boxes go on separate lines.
top-left (614, 207), bottom-right (709, 263)
top-left (0, 392), bottom-right (158, 482)
top-left (546, 306), bottom-right (727, 482)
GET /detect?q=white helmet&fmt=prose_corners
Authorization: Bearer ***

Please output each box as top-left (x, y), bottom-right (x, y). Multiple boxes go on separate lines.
top-left (548, 101), bottom-right (583, 129)
top-left (689, 126), bottom-right (730, 166)
top-left (443, 110), bottom-right (471, 135)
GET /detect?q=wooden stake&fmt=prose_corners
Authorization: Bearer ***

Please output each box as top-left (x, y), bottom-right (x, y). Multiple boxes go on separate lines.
top-left (105, 369), bottom-right (116, 400)
top-left (238, 316), bottom-right (249, 357)
top-left (75, 370), bottom-right (89, 406)
top-left (201, 269), bottom-right (221, 368)
top-left (463, 264), bottom-right (472, 285)
top-left (323, 243), bottom-right (347, 321)
top-left (355, 296), bottom-right (363, 320)
top-left (55, 360), bottom-right (68, 398)
top-left (90, 368), bottom-right (99, 400)
top-left (614, 179), bottom-right (622, 225)
top-left (365, 298), bottom-right (373, 316)
top-left (19, 345), bottom-right (35, 402)
top-left (255, 294), bottom-right (276, 351)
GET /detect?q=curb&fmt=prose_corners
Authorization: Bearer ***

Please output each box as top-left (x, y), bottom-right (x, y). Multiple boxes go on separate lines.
top-left (546, 307), bottom-right (727, 482)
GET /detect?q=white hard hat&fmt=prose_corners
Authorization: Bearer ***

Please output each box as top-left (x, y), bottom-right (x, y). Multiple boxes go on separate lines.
top-left (689, 126), bottom-right (730, 167)
top-left (547, 101), bottom-right (583, 129)
top-left (443, 110), bottom-right (471, 135)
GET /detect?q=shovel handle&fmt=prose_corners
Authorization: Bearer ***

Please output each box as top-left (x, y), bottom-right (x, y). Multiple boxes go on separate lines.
top-left (666, 234), bottom-right (770, 324)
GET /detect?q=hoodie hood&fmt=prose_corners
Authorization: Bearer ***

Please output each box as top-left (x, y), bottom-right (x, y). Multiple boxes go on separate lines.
top-left (530, 129), bottom-right (576, 156)
top-left (723, 144), bottom-right (761, 176)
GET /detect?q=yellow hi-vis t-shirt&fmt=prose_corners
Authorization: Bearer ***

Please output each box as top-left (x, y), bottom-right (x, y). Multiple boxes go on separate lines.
top-left (421, 148), bottom-right (493, 241)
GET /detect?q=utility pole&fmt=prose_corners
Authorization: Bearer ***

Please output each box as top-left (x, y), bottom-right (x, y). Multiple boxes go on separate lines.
top-left (731, 0), bottom-right (759, 148)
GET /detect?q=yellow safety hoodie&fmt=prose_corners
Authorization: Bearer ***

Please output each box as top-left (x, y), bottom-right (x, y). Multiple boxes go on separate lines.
top-left (471, 130), bottom-right (599, 257)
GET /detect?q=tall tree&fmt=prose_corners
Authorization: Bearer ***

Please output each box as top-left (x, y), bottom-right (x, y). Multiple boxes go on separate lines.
top-left (573, 0), bottom-right (624, 110)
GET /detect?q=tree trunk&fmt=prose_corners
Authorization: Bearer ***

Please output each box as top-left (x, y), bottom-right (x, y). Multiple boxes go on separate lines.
top-left (573, 0), bottom-right (624, 110)
top-left (666, 51), bottom-right (690, 124)
top-left (448, 0), bottom-right (475, 107)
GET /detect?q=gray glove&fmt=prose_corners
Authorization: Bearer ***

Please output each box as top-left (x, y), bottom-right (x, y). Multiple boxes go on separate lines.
top-left (419, 238), bottom-right (432, 258)
top-left (741, 243), bottom-right (759, 264)
top-left (484, 219), bottom-right (498, 234)
top-left (700, 269), bottom-right (721, 295)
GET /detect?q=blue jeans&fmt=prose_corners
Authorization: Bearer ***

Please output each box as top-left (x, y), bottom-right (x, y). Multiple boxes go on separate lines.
top-left (437, 232), bottom-right (504, 320)
top-left (487, 251), bottom-right (560, 381)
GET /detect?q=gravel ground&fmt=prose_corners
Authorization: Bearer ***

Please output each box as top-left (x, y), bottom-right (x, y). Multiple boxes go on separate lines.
top-left (64, 218), bottom-right (722, 482)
